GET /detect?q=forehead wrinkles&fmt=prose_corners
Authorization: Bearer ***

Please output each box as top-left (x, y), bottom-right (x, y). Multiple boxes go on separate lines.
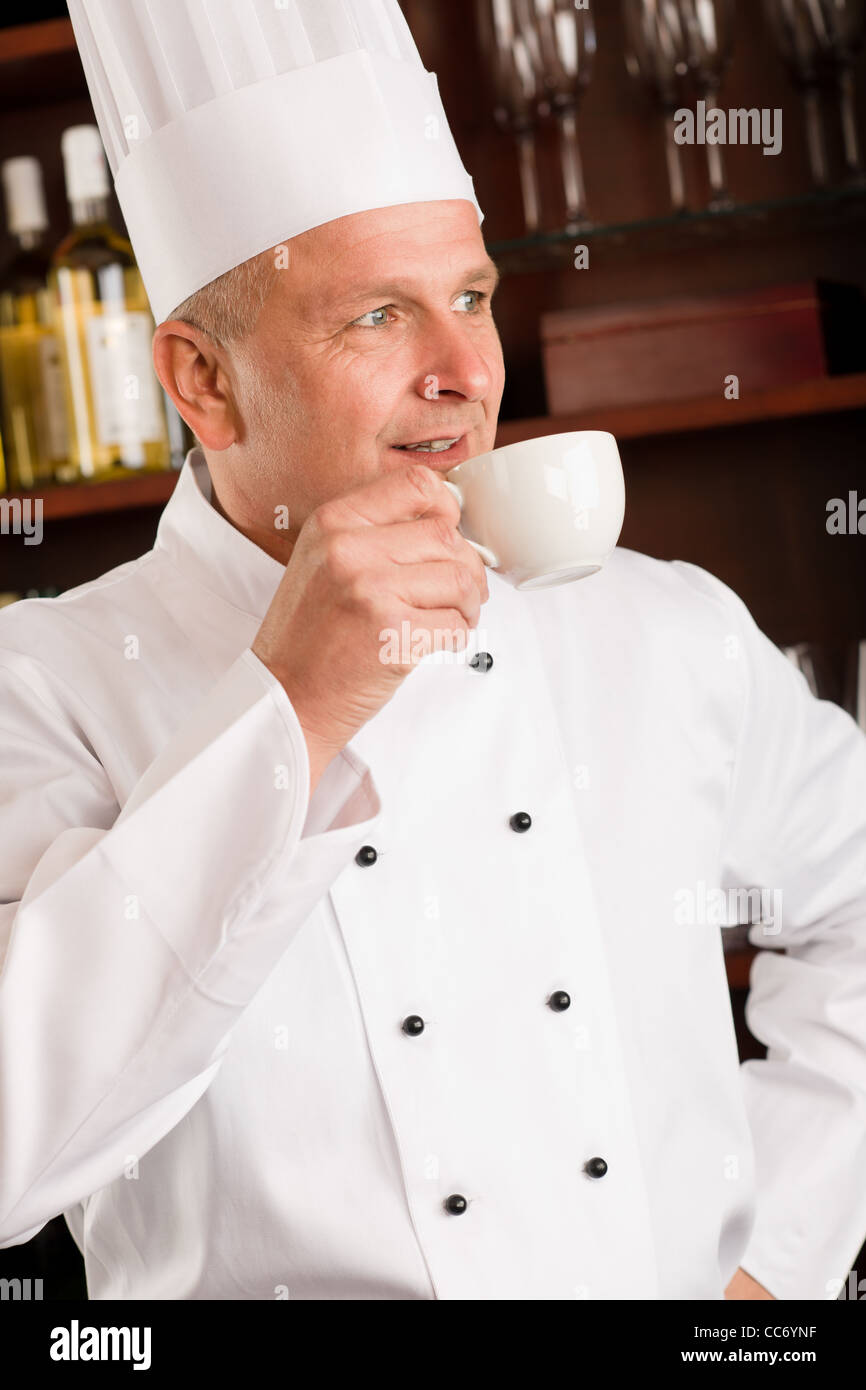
top-left (267, 209), bottom-right (489, 325)
top-left (296, 254), bottom-right (490, 326)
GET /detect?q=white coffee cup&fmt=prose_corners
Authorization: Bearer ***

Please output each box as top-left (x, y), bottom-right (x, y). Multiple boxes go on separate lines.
top-left (442, 430), bottom-right (626, 591)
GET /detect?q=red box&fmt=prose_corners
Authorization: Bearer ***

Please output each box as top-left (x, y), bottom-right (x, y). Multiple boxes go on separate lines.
top-left (540, 282), bottom-right (832, 416)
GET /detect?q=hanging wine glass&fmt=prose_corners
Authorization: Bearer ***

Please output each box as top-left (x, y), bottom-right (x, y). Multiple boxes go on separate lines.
top-left (816, 0), bottom-right (866, 188)
top-left (515, 0), bottom-right (597, 232)
top-left (622, 0), bottom-right (692, 213)
top-left (762, 0), bottom-right (832, 187)
top-left (475, 0), bottom-right (544, 234)
top-left (677, 0), bottom-right (736, 210)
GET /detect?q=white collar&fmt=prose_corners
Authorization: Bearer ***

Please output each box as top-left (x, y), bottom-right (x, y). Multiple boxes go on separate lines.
top-left (154, 447), bottom-right (286, 619)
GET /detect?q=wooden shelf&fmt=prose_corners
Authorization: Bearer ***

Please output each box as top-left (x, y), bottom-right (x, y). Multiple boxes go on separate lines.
top-left (495, 372), bottom-right (866, 445)
top-left (0, 18), bottom-right (75, 62)
top-left (1, 470), bottom-right (179, 520)
top-left (0, 18), bottom-right (84, 110)
top-left (3, 371), bottom-right (863, 523)
top-left (488, 188), bottom-right (866, 274)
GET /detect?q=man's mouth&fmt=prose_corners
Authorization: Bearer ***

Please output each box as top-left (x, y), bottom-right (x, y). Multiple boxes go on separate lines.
top-left (393, 437), bottom-right (462, 453)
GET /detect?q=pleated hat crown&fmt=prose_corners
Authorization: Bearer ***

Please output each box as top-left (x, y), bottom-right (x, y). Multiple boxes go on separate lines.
top-left (66, 0), bottom-right (483, 323)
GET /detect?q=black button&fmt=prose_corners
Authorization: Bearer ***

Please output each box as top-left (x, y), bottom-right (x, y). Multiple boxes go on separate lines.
top-left (509, 811), bottom-right (532, 833)
top-left (548, 990), bottom-right (571, 1012)
top-left (402, 1015), bottom-right (425, 1036)
top-left (584, 1157), bottom-right (608, 1179)
top-left (443, 1193), bottom-right (468, 1215)
top-left (469, 651), bottom-right (493, 672)
top-left (355, 845), bottom-right (378, 867)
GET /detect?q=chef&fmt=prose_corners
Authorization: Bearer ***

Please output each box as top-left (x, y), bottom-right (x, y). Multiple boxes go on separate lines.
top-left (1, 0), bottom-right (865, 1302)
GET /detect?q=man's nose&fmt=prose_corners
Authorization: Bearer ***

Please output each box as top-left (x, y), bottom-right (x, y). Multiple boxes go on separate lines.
top-left (412, 315), bottom-right (494, 402)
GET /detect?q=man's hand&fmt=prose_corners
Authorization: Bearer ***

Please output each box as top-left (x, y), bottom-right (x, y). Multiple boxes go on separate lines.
top-left (252, 462), bottom-right (489, 795)
top-left (725, 1267), bottom-right (776, 1299)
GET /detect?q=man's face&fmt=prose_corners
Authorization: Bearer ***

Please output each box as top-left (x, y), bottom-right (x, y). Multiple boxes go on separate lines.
top-left (210, 198), bottom-right (505, 558)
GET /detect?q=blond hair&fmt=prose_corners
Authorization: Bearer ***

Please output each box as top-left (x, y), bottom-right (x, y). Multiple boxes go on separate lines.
top-left (165, 246), bottom-right (279, 350)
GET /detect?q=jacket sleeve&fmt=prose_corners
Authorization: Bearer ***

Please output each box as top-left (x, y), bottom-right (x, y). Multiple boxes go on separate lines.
top-left (676, 561), bottom-right (866, 1301)
top-left (0, 645), bottom-right (382, 1245)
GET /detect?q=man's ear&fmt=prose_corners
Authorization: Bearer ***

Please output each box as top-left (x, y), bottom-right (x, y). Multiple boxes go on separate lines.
top-left (152, 321), bottom-right (240, 452)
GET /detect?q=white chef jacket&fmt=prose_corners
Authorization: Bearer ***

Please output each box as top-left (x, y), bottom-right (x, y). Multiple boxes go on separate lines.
top-left (1, 446), bottom-right (865, 1302)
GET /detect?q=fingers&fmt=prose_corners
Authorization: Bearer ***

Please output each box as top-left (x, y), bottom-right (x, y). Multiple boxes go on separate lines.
top-left (375, 517), bottom-right (489, 599)
top-left (313, 462), bottom-right (460, 533)
top-left (390, 560), bottom-right (485, 627)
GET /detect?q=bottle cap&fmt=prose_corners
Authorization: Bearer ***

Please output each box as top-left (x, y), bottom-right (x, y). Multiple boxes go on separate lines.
top-left (60, 124), bottom-right (110, 203)
top-left (1, 156), bottom-right (49, 236)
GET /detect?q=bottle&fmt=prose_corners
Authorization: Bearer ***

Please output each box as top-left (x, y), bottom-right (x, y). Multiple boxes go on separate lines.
top-left (49, 126), bottom-right (170, 481)
top-left (0, 157), bottom-right (70, 488)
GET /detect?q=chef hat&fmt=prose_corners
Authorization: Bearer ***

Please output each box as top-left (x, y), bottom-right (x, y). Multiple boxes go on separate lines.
top-left (65, 0), bottom-right (484, 324)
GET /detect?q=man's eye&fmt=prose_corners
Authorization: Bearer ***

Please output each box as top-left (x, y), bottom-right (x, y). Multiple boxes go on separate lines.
top-left (351, 306), bottom-right (392, 329)
top-left (455, 290), bottom-right (488, 312)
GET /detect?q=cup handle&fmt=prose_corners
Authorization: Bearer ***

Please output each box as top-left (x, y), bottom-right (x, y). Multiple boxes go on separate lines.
top-left (441, 479), bottom-right (499, 569)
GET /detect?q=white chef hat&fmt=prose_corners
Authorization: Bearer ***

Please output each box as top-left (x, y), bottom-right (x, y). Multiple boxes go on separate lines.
top-left (65, 0), bottom-right (484, 324)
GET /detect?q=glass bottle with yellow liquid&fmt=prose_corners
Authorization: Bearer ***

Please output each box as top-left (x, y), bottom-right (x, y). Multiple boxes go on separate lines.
top-left (50, 126), bottom-right (170, 482)
top-left (0, 157), bottom-right (70, 489)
